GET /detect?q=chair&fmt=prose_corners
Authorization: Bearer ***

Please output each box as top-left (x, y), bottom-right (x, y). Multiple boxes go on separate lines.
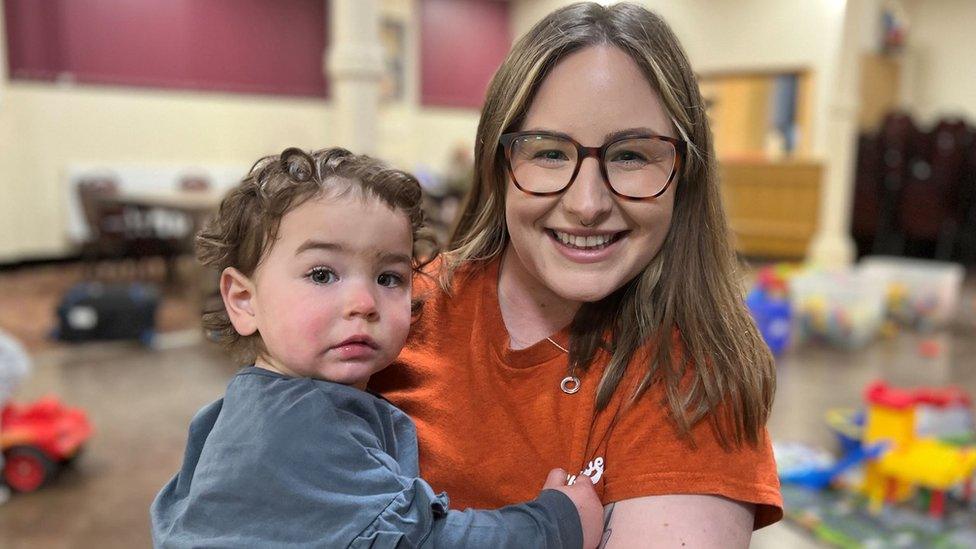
top-left (873, 112), bottom-right (920, 254)
top-left (956, 135), bottom-right (976, 264)
top-left (77, 178), bottom-right (131, 274)
top-left (897, 119), bottom-right (971, 259)
top-left (172, 174), bottom-right (213, 257)
top-left (178, 174), bottom-right (211, 192)
top-left (76, 177), bottom-right (182, 282)
top-left (851, 133), bottom-right (885, 256)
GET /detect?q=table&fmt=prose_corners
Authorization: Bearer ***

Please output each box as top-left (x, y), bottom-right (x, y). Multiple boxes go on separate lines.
top-left (100, 188), bottom-right (228, 312)
top-left (105, 188), bottom-right (224, 228)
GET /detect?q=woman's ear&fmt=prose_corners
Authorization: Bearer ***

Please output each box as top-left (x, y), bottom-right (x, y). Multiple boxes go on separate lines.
top-left (221, 267), bottom-right (258, 336)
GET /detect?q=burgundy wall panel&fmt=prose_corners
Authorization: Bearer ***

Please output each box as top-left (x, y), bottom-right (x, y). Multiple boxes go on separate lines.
top-left (3, 0), bottom-right (328, 97)
top-left (3, 0), bottom-right (62, 78)
top-left (420, 0), bottom-right (510, 109)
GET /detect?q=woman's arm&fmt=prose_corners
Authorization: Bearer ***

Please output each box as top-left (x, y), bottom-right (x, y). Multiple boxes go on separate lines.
top-left (600, 495), bottom-right (755, 548)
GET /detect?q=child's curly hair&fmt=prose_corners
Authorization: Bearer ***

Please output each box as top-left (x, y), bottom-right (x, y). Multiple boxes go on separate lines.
top-left (196, 147), bottom-right (436, 362)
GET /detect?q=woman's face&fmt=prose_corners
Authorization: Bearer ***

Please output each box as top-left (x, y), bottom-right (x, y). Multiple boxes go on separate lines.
top-left (503, 45), bottom-right (676, 304)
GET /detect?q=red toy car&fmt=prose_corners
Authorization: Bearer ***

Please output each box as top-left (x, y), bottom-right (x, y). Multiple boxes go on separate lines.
top-left (1, 396), bottom-right (93, 492)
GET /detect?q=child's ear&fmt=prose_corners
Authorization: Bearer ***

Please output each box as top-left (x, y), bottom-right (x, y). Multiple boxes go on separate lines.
top-left (221, 267), bottom-right (258, 336)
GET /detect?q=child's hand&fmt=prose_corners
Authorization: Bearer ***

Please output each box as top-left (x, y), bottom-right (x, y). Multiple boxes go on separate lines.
top-left (543, 468), bottom-right (603, 549)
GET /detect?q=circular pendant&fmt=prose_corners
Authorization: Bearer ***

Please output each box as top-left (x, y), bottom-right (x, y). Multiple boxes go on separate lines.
top-left (560, 376), bottom-right (581, 394)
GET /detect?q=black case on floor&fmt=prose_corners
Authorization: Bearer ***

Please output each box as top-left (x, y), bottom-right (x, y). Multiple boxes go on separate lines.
top-left (54, 282), bottom-right (159, 344)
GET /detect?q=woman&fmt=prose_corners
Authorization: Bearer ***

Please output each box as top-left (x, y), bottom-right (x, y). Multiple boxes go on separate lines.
top-left (371, 3), bottom-right (781, 546)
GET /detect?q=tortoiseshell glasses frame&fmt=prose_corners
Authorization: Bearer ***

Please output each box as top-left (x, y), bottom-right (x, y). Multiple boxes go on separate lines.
top-left (499, 131), bottom-right (686, 200)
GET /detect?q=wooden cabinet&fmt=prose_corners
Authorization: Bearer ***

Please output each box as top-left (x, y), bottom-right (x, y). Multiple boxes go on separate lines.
top-left (718, 159), bottom-right (823, 258)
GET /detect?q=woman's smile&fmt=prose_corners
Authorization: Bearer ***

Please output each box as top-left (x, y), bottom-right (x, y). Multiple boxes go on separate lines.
top-left (546, 228), bottom-right (629, 263)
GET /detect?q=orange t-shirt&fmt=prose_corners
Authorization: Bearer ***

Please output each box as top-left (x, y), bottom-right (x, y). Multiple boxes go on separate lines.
top-left (369, 258), bottom-right (783, 529)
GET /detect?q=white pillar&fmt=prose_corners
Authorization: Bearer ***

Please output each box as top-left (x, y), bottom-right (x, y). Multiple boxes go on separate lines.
top-left (326, 0), bottom-right (384, 155)
top-left (807, 0), bottom-right (871, 267)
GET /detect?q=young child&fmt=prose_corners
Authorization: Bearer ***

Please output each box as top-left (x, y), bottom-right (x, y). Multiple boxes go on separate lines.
top-left (151, 148), bottom-right (602, 548)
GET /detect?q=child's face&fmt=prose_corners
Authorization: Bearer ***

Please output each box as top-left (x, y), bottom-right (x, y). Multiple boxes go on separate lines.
top-left (245, 190), bottom-right (413, 387)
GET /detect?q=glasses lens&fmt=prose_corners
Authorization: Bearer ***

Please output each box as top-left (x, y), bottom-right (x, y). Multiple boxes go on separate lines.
top-left (605, 138), bottom-right (677, 198)
top-left (508, 135), bottom-right (577, 193)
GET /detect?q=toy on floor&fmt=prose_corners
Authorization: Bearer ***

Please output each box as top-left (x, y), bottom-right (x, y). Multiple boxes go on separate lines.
top-left (778, 439), bottom-right (886, 491)
top-left (789, 268), bottom-right (887, 349)
top-left (745, 264), bottom-right (795, 355)
top-left (1, 397), bottom-right (94, 492)
top-left (860, 381), bottom-right (976, 518)
top-left (776, 380), bottom-right (976, 548)
top-left (785, 257), bottom-right (963, 351)
top-left (917, 337), bottom-right (942, 358)
top-left (0, 329), bottom-right (32, 502)
top-left (54, 281), bottom-right (159, 345)
top-left (0, 328), bottom-right (94, 495)
top-left (859, 257), bottom-right (964, 331)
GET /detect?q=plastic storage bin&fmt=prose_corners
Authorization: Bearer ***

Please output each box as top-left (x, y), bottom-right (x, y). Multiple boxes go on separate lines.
top-left (789, 269), bottom-right (887, 349)
top-left (858, 256), bottom-right (964, 330)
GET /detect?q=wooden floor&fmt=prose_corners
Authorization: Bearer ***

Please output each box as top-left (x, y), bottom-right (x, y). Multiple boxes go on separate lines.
top-left (2, 265), bottom-right (975, 548)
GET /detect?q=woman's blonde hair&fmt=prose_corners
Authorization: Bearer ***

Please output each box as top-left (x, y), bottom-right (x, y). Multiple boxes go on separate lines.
top-left (447, 2), bottom-right (774, 447)
top-left (197, 147), bottom-right (435, 363)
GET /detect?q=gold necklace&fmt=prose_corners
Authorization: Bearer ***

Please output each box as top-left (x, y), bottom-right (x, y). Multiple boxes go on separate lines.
top-left (547, 337), bottom-right (580, 395)
top-left (545, 336), bottom-right (568, 353)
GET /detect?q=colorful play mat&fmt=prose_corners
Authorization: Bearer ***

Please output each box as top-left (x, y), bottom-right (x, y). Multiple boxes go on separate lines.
top-left (783, 483), bottom-right (976, 548)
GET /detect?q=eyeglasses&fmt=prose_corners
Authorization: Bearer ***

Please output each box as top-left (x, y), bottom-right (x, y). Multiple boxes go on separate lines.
top-left (499, 132), bottom-right (686, 200)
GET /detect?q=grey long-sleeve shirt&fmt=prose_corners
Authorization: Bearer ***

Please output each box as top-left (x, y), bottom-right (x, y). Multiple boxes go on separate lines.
top-left (151, 367), bottom-right (582, 548)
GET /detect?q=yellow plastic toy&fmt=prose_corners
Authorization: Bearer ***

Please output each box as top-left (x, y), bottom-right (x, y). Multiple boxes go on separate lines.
top-left (861, 381), bottom-right (976, 517)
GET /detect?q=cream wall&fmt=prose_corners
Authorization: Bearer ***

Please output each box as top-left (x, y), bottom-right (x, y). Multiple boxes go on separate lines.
top-left (900, 0), bottom-right (976, 124)
top-left (0, 0), bottom-right (479, 262)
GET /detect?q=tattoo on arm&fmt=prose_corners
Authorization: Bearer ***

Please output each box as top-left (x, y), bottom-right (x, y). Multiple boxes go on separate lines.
top-left (599, 503), bottom-right (615, 549)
